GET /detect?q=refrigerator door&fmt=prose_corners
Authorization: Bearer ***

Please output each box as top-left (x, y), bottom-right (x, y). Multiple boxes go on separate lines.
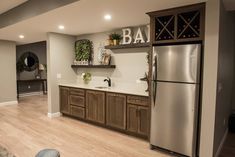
top-left (154, 44), bottom-right (201, 83)
top-left (150, 82), bottom-right (199, 157)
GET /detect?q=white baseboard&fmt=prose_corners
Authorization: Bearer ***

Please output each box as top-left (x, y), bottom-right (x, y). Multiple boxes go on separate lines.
top-left (19, 92), bottom-right (44, 98)
top-left (0, 101), bottom-right (18, 107)
top-left (215, 129), bottom-right (228, 157)
top-left (47, 112), bottom-right (61, 118)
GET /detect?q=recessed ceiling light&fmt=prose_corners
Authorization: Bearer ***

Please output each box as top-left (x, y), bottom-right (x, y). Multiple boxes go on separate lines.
top-left (104, 14), bottom-right (112, 20)
top-left (58, 25), bottom-right (65, 30)
top-left (19, 35), bottom-right (24, 39)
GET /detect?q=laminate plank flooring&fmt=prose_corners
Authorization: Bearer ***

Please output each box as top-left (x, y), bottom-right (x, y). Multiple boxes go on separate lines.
top-left (0, 95), bottom-right (172, 157)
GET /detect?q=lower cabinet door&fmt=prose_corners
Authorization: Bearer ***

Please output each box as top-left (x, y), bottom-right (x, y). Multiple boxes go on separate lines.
top-left (127, 104), bottom-right (138, 133)
top-left (106, 93), bottom-right (126, 130)
top-left (86, 90), bottom-right (105, 124)
top-left (127, 104), bottom-right (150, 137)
top-left (60, 87), bottom-right (70, 114)
top-left (138, 106), bottom-right (150, 136)
top-left (71, 106), bottom-right (85, 119)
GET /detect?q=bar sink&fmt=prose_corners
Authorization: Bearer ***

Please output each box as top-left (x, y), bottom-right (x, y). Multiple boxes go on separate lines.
top-left (95, 86), bottom-right (109, 89)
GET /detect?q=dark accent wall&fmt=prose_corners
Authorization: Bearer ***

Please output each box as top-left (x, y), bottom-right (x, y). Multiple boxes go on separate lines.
top-left (213, 3), bottom-right (235, 156)
top-left (16, 41), bottom-right (47, 94)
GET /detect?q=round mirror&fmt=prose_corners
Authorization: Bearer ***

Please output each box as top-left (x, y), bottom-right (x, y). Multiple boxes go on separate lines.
top-left (19, 52), bottom-right (39, 72)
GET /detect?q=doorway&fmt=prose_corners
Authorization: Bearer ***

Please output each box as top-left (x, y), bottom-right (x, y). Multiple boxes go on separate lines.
top-left (16, 41), bottom-right (47, 101)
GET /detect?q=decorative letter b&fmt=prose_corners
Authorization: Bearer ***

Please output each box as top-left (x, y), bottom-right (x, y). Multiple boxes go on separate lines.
top-left (122, 28), bottom-right (132, 44)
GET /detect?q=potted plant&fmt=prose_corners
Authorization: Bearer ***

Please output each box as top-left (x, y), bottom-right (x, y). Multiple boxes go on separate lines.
top-left (81, 72), bottom-right (92, 84)
top-left (108, 34), bottom-right (113, 46)
top-left (110, 33), bottom-right (122, 45)
top-left (16, 59), bottom-right (24, 79)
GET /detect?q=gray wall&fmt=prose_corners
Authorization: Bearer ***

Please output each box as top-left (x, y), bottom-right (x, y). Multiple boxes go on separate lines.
top-left (213, 3), bottom-right (235, 156)
top-left (199, 0), bottom-right (220, 157)
top-left (200, 1), bottom-right (235, 156)
top-left (0, 40), bottom-right (17, 103)
top-left (76, 29), bottom-right (148, 89)
top-left (16, 41), bottom-right (47, 94)
top-left (47, 33), bottom-right (76, 113)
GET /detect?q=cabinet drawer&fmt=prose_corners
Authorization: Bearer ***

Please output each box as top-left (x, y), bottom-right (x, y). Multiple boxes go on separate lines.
top-left (127, 96), bottom-right (149, 106)
top-left (70, 95), bottom-right (85, 107)
top-left (71, 106), bottom-right (85, 119)
top-left (70, 88), bottom-right (85, 96)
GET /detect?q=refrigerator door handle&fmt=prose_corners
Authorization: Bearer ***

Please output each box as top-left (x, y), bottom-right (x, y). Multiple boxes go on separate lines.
top-left (152, 47), bottom-right (158, 107)
top-left (152, 81), bottom-right (157, 107)
top-left (152, 47), bottom-right (158, 81)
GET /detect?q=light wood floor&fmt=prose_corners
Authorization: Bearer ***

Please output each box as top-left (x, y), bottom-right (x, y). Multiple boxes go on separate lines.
top-left (0, 95), bottom-right (172, 157)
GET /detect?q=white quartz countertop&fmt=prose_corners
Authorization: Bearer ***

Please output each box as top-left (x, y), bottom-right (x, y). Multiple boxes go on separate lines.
top-left (59, 82), bottom-right (149, 97)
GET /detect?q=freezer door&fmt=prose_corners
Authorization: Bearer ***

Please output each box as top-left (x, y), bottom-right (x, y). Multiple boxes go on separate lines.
top-left (150, 82), bottom-right (199, 157)
top-left (154, 44), bottom-right (201, 83)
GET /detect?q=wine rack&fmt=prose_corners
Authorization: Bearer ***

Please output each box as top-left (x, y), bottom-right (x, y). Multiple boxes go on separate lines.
top-left (147, 3), bottom-right (205, 44)
top-left (177, 10), bottom-right (200, 39)
top-left (155, 15), bottom-right (175, 41)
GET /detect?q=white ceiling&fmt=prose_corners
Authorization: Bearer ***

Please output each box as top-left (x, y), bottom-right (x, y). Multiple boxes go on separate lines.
top-left (223, 0), bottom-right (235, 11)
top-left (0, 0), bottom-right (27, 14)
top-left (0, 0), bottom-right (206, 44)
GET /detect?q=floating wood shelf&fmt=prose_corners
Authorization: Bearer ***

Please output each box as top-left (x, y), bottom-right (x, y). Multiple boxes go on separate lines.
top-left (71, 65), bottom-right (116, 69)
top-left (104, 43), bottom-right (150, 50)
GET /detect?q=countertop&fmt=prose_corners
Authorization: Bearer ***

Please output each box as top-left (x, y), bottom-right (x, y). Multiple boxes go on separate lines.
top-left (59, 82), bottom-right (149, 97)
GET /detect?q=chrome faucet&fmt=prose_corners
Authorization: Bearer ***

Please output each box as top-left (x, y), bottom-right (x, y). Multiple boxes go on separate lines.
top-left (104, 77), bottom-right (111, 87)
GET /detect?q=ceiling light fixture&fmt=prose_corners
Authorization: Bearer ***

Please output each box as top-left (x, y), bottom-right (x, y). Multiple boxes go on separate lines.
top-left (58, 25), bottom-right (65, 30)
top-left (19, 35), bottom-right (24, 39)
top-left (104, 14), bottom-right (112, 21)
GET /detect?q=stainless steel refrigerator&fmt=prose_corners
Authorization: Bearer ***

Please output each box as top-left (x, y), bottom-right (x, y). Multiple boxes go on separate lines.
top-left (150, 44), bottom-right (201, 157)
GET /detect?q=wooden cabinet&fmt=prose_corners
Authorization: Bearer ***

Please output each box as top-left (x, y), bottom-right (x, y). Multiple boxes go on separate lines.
top-left (69, 88), bottom-right (85, 119)
top-left (86, 90), bottom-right (105, 124)
top-left (60, 87), bottom-right (70, 114)
top-left (69, 88), bottom-right (85, 96)
top-left (127, 95), bottom-right (149, 106)
top-left (59, 86), bottom-right (150, 139)
top-left (127, 104), bottom-right (138, 133)
top-left (70, 95), bottom-right (85, 107)
top-left (127, 105), bottom-right (149, 136)
top-left (71, 106), bottom-right (85, 119)
top-left (138, 106), bottom-right (150, 135)
top-left (127, 96), bottom-right (150, 137)
top-left (106, 93), bottom-right (126, 130)
top-left (147, 3), bottom-right (205, 44)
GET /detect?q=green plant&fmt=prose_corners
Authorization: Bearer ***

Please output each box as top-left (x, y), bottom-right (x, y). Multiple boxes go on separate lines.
top-left (82, 72), bottom-right (92, 84)
top-left (75, 39), bottom-right (93, 61)
top-left (110, 33), bottom-right (122, 40)
top-left (16, 58), bottom-right (24, 73)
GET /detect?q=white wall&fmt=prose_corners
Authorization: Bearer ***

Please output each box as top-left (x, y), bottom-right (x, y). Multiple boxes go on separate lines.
top-left (76, 30), bottom-right (148, 90)
top-left (199, 0), bottom-right (220, 157)
top-left (47, 33), bottom-right (76, 113)
top-left (0, 40), bottom-right (17, 103)
top-left (213, 2), bottom-right (235, 156)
